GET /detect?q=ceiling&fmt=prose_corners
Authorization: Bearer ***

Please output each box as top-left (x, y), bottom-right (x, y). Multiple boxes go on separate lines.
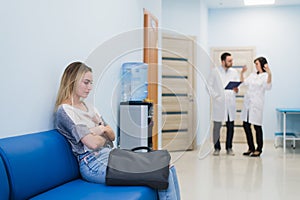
top-left (205, 0), bottom-right (300, 9)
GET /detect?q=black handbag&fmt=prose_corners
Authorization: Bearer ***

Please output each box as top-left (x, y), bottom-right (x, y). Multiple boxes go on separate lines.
top-left (105, 146), bottom-right (171, 190)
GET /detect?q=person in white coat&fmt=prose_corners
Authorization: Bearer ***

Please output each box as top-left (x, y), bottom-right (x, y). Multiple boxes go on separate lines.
top-left (207, 52), bottom-right (239, 156)
top-left (240, 56), bottom-right (272, 157)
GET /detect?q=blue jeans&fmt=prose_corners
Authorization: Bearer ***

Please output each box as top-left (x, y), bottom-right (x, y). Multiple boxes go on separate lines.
top-left (79, 148), bottom-right (180, 200)
top-left (158, 165), bottom-right (181, 200)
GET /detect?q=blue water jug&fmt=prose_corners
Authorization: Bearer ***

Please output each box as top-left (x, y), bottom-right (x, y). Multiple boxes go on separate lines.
top-left (121, 62), bottom-right (148, 102)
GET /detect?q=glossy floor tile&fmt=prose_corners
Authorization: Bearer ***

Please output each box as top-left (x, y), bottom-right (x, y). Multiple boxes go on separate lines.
top-left (171, 141), bottom-right (300, 200)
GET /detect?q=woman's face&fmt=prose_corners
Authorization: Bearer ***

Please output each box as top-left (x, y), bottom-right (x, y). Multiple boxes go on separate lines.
top-left (255, 60), bottom-right (263, 73)
top-left (75, 71), bottom-right (93, 99)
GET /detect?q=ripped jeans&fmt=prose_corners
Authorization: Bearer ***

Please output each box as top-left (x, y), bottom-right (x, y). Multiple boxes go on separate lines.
top-left (78, 148), bottom-right (180, 200)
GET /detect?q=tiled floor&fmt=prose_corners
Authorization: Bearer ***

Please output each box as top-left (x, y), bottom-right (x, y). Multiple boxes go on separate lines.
top-left (171, 141), bottom-right (300, 200)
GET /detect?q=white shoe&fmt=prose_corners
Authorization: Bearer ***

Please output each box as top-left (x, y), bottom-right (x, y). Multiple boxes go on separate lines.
top-left (213, 149), bottom-right (220, 156)
top-left (227, 149), bottom-right (235, 156)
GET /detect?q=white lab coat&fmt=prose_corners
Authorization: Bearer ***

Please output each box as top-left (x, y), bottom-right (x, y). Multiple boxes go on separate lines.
top-left (207, 66), bottom-right (239, 122)
top-left (240, 72), bottom-right (272, 126)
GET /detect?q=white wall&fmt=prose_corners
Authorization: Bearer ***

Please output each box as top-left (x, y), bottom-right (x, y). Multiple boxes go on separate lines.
top-left (162, 0), bottom-right (202, 36)
top-left (0, 0), bottom-right (161, 138)
top-left (208, 6), bottom-right (300, 139)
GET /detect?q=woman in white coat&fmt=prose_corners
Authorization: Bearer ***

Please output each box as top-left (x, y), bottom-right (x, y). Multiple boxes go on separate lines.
top-left (240, 57), bottom-right (272, 157)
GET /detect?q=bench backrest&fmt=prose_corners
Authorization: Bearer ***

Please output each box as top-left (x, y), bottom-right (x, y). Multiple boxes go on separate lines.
top-left (0, 130), bottom-right (80, 200)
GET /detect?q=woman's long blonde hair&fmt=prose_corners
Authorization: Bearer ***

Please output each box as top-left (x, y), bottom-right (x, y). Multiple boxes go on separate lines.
top-left (55, 62), bottom-right (92, 111)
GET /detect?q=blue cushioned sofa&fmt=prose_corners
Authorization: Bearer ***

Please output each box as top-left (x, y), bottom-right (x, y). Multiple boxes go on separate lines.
top-left (0, 130), bottom-right (158, 200)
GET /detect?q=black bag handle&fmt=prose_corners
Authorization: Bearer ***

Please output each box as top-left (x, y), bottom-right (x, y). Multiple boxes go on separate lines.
top-left (131, 146), bottom-right (152, 152)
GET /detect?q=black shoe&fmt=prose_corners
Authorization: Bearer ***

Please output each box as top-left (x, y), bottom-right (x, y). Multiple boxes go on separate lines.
top-left (243, 150), bottom-right (253, 156)
top-left (226, 149), bottom-right (235, 156)
top-left (213, 149), bottom-right (220, 156)
top-left (250, 151), bottom-right (261, 157)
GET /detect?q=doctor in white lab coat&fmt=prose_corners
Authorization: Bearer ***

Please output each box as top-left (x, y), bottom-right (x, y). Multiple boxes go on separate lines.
top-left (207, 52), bottom-right (239, 156)
top-left (240, 56), bottom-right (272, 157)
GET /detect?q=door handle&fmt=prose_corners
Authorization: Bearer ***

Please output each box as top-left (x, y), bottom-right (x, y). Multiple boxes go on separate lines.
top-left (188, 94), bottom-right (194, 102)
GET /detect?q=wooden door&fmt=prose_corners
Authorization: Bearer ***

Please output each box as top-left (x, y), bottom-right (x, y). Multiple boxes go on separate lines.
top-left (211, 47), bottom-right (256, 143)
top-left (144, 9), bottom-right (158, 149)
top-left (161, 34), bottom-right (196, 151)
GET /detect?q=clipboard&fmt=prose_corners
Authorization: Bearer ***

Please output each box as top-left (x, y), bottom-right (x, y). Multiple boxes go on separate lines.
top-left (225, 81), bottom-right (241, 90)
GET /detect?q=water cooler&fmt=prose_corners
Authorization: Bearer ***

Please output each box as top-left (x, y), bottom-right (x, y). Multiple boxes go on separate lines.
top-left (119, 101), bottom-right (153, 149)
top-left (118, 62), bottom-right (153, 149)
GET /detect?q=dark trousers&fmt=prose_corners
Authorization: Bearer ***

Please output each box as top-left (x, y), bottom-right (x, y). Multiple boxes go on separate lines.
top-left (243, 121), bottom-right (263, 152)
top-left (213, 116), bottom-right (234, 150)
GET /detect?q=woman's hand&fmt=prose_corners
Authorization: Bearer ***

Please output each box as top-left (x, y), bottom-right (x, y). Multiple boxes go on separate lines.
top-left (240, 65), bottom-right (247, 82)
top-left (241, 65), bottom-right (247, 74)
top-left (90, 125), bottom-right (106, 136)
top-left (81, 134), bottom-right (107, 150)
top-left (90, 125), bottom-right (115, 142)
top-left (81, 125), bottom-right (115, 150)
top-left (264, 64), bottom-right (271, 74)
top-left (102, 125), bottom-right (116, 141)
top-left (264, 64), bottom-right (272, 84)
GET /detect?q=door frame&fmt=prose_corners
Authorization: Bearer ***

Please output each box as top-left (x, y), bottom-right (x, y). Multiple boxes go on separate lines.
top-left (144, 9), bottom-right (159, 149)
